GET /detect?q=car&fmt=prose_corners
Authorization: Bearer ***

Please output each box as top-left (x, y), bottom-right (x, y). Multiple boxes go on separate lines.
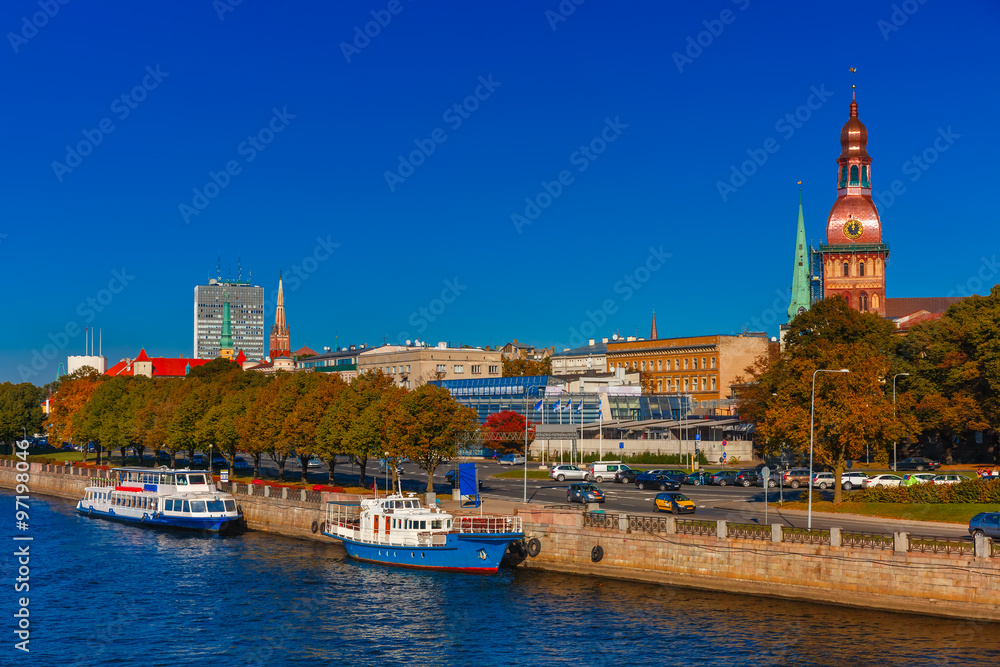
top-left (567, 483), bottom-right (605, 504)
top-left (901, 473), bottom-right (937, 487)
top-left (782, 468), bottom-right (811, 489)
top-left (709, 471), bottom-right (738, 486)
top-left (896, 457), bottom-right (941, 472)
top-left (684, 471), bottom-right (711, 485)
top-left (588, 462), bottom-right (632, 483)
top-left (212, 456), bottom-right (228, 468)
top-left (811, 472), bottom-right (835, 489)
top-left (233, 456), bottom-right (250, 470)
top-left (932, 474), bottom-right (971, 485)
top-left (734, 470), bottom-right (760, 487)
top-left (498, 454), bottom-right (526, 466)
top-left (59, 443), bottom-right (75, 452)
top-left (548, 465), bottom-right (588, 482)
top-left (864, 474), bottom-right (902, 488)
top-left (192, 454), bottom-right (207, 467)
top-left (840, 471), bottom-right (869, 490)
top-left (654, 492), bottom-right (696, 514)
top-left (306, 456), bottom-right (322, 468)
top-left (156, 451), bottom-right (172, 463)
top-left (615, 468), bottom-right (642, 484)
top-left (969, 512), bottom-right (1000, 539)
top-left (635, 473), bottom-right (682, 491)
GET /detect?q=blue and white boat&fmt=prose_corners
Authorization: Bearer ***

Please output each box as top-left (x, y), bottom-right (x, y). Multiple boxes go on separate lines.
top-left (323, 493), bottom-right (523, 573)
top-left (76, 467), bottom-right (245, 534)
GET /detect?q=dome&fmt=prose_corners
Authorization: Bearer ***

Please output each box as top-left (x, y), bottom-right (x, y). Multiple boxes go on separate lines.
top-left (839, 99), bottom-right (870, 162)
top-left (826, 195), bottom-right (881, 244)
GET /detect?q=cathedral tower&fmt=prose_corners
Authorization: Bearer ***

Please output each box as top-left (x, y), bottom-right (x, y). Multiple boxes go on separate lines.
top-left (816, 90), bottom-right (888, 315)
top-left (270, 274), bottom-right (291, 359)
top-left (787, 191), bottom-right (811, 321)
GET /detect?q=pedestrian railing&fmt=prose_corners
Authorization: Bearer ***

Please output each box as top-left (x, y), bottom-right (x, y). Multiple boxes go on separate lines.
top-left (842, 531), bottom-right (895, 551)
top-left (782, 527), bottom-right (830, 545)
top-left (627, 514), bottom-right (672, 534)
top-left (583, 512), bottom-right (620, 529)
top-left (909, 535), bottom-right (975, 556)
top-left (727, 522), bottom-right (771, 541)
top-left (675, 519), bottom-right (716, 537)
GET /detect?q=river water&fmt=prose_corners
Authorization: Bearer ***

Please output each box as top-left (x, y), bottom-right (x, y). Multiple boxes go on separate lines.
top-left (2, 490), bottom-right (998, 667)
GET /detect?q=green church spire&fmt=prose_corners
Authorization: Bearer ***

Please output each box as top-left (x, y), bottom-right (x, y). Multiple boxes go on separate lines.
top-left (787, 190), bottom-right (811, 322)
top-left (220, 288), bottom-right (234, 351)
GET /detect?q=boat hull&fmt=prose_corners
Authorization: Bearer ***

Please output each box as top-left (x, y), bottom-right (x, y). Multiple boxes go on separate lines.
top-left (327, 531), bottom-right (523, 573)
top-left (77, 504), bottom-right (244, 534)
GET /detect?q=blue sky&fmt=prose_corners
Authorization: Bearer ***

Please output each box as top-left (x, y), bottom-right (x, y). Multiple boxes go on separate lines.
top-left (3, 0), bottom-right (999, 384)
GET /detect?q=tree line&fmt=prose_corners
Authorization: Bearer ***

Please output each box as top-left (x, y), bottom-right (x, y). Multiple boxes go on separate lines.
top-left (737, 287), bottom-right (1000, 503)
top-left (46, 360), bottom-right (492, 492)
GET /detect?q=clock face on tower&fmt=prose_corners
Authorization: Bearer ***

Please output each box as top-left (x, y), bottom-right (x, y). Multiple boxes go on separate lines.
top-left (843, 219), bottom-right (864, 240)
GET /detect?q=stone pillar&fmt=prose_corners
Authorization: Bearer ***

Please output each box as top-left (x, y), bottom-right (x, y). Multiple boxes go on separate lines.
top-left (716, 520), bottom-right (727, 540)
top-left (974, 533), bottom-right (991, 558)
top-left (893, 532), bottom-right (909, 555)
top-left (830, 526), bottom-right (841, 548)
top-left (300, 489), bottom-right (306, 501)
top-left (663, 517), bottom-right (676, 534)
top-left (264, 486), bottom-right (270, 498)
top-left (452, 489), bottom-right (461, 501)
top-left (426, 492), bottom-right (436, 505)
top-left (618, 513), bottom-right (629, 532)
top-left (772, 524), bottom-right (783, 543)
top-left (282, 487), bottom-right (288, 499)
top-left (585, 502), bottom-right (600, 512)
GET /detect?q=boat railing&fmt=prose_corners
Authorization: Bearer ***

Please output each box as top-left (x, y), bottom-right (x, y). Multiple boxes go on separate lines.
top-left (452, 515), bottom-right (523, 534)
top-left (90, 477), bottom-right (117, 488)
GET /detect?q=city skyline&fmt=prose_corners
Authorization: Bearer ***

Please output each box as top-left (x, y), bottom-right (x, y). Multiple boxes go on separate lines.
top-left (4, 2), bottom-right (1000, 383)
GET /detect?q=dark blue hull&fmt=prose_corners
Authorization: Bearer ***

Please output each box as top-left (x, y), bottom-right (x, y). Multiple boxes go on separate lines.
top-left (327, 531), bottom-right (523, 573)
top-left (77, 505), bottom-right (244, 534)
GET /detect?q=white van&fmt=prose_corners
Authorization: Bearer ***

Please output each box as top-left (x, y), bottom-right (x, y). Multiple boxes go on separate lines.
top-left (586, 461), bottom-right (631, 483)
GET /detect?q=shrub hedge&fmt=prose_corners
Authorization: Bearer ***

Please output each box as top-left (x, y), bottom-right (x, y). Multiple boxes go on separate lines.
top-left (854, 478), bottom-right (1000, 504)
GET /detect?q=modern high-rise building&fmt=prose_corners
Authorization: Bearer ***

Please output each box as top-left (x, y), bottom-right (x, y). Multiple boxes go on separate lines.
top-left (193, 278), bottom-right (265, 361)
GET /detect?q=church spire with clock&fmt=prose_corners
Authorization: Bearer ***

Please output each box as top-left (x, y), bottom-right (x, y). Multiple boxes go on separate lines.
top-left (816, 86), bottom-right (888, 316)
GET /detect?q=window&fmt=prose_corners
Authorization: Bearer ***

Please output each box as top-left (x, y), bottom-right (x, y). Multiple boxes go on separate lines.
top-left (189, 475), bottom-right (205, 485)
top-left (850, 165), bottom-right (859, 185)
top-left (207, 500), bottom-right (226, 512)
top-left (657, 379), bottom-right (662, 392)
top-left (684, 378), bottom-right (689, 391)
top-left (711, 357), bottom-right (716, 369)
top-left (843, 262), bottom-right (850, 277)
top-left (182, 501), bottom-right (190, 512)
top-left (859, 292), bottom-right (869, 312)
top-left (454, 365), bottom-right (464, 374)
top-left (684, 359), bottom-right (689, 370)
top-left (840, 165), bottom-right (848, 187)
top-left (711, 377), bottom-right (717, 391)
top-left (701, 357), bottom-right (706, 370)
top-left (177, 475), bottom-right (188, 486)
top-left (859, 262), bottom-right (865, 277)
top-left (658, 359), bottom-right (663, 370)
top-left (436, 364), bottom-right (446, 373)
top-left (641, 361), bottom-right (646, 371)
top-left (701, 377), bottom-right (707, 391)
top-left (407, 365), bottom-right (411, 373)
top-left (488, 365), bottom-right (498, 374)
top-left (190, 501), bottom-right (206, 513)
top-left (224, 500), bottom-right (236, 511)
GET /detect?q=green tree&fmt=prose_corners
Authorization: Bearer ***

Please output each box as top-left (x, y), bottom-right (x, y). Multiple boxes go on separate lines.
top-left (0, 382), bottom-right (46, 454)
top-left (284, 374), bottom-right (346, 483)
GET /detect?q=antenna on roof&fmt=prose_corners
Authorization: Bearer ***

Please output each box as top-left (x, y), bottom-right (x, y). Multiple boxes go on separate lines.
top-left (238, 257), bottom-right (242, 282)
top-left (217, 257), bottom-right (221, 282)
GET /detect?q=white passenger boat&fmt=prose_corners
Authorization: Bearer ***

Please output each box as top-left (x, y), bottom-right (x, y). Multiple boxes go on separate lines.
top-left (323, 492), bottom-right (523, 573)
top-left (76, 467), bottom-right (245, 534)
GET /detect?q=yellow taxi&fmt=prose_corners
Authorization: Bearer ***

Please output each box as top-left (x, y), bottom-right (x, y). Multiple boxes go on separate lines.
top-left (654, 492), bottom-right (696, 514)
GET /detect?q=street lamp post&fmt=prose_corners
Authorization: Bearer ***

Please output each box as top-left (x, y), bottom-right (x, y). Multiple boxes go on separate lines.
top-left (892, 373), bottom-right (910, 472)
top-left (809, 368), bottom-right (850, 530)
top-left (523, 387), bottom-right (530, 504)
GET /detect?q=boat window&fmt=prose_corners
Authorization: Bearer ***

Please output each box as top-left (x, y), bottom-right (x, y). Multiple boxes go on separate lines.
top-left (404, 501), bottom-right (413, 508)
top-left (207, 500), bottom-right (225, 512)
top-left (189, 475), bottom-right (206, 485)
top-left (182, 501), bottom-right (190, 513)
top-left (190, 501), bottom-right (206, 513)
top-left (224, 500), bottom-right (236, 512)
top-left (177, 476), bottom-right (188, 486)
top-left (393, 501), bottom-right (401, 508)
top-left (431, 520), bottom-right (442, 529)
top-left (420, 521), bottom-right (426, 530)
top-left (164, 499), bottom-right (173, 511)
top-left (447, 520), bottom-right (452, 528)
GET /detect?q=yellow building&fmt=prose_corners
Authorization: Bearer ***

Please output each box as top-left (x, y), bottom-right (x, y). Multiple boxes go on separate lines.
top-left (605, 333), bottom-right (774, 401)
top-left (358, 343), bottom-right (502, 389)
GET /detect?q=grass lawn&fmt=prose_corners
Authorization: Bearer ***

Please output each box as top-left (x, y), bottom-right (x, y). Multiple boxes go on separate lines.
top-left (493, 470), bottom-right (551, 479)
top-left (772, 500), bottom-right (995, 524)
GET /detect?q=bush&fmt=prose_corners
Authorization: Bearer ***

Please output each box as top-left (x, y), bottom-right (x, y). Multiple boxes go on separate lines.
top-left (854, 478), bottom-right (1000, 504)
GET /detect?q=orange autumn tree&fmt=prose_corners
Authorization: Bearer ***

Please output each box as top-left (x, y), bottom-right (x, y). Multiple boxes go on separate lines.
top-left (46, 368), bottom-right (104, 461)
top-left (738, 297), bottom-right (918, 503)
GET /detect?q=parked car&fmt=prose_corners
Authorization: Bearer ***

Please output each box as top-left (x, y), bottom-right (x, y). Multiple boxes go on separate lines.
top-left (549, 465), bottom-right (588, 482)
top-left (654, 492), bottom-right (696, 514)
top-left (498, 454), bottom-right (526, 466)
top-left (615, 468), bottom-right (642, 484)
top-left (192, 454), bottom-right (207, 467)
top-left (659, 470), bottom-right (688, 483)
top-left (567, 483), bottom-right (605, 504)
top-left (734, 470), bottom-right (760, 487)
top-left (306, 456), bottom-right (322, 469)
top-left (60, 443), bottom-right (76, 452)
top-left (636, 473), bottom-right (682, 492)
top-left (969, 512), bottom-right (1000, 539)
top-left (156, 451), bottom-right (172, 464)
top-left (896, 457), bottom-right (941, 471)
top-left (782, 468), bottom-right (812, 489)
top-left (901, 473), bottom-right (937, 486)
top-left (932, 474), bottom-right (971, 485)
top-left (709, 471), bottom-right (739, 486)
top-left (840, 471), bottom-right (869, 490)
top-left (811, 472), bottom-right (835, 489)
top-left (211, 456), bottom-right (228, 469)
top-left (233, 456), bottom-right (250, 470)
top-left (684, 471), bottom-right (712, 485)
top-left (864, 474), bottom-right (902, 488)
top-left (588, 462), bottom-right (631, 483)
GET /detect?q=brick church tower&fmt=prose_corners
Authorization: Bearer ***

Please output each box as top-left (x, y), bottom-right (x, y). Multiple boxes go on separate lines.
top-left (816, 89), bottom-right (888, 315)
top-left (269, 274), bottom-right (291, 359)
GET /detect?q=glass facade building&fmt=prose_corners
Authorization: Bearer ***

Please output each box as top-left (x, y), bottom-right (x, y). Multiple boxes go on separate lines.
top-left (194, 281), bottom-right (265, 361)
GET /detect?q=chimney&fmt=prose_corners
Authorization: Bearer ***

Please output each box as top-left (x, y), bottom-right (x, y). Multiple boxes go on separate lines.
top-left (602, 337), bottom-right (608, 343)
top-left (588, 339), bottom-right (595, 346)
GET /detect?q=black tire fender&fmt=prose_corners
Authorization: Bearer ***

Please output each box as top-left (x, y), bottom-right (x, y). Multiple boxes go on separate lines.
top-left (526, 538), bottom-right (542, 558)
top-left (591, 545), bottom-right (604, 563)
top-left (311, 520), bottom-right (319, 534)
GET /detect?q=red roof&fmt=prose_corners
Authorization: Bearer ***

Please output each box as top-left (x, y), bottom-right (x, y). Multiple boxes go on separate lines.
top-left (884, 297), bottom-right (964, 319)
top-left (235, 350), bottom-right (247, 365)
top-left (135, 348), bottom-right (150, 362)
top-left (293, 346), bottom-right (318, 357)
top-left (105, 353), bottom-right (212, 378)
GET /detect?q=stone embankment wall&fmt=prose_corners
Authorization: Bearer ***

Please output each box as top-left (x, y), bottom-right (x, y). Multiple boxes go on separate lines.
top-left (518, 507), bottom-right (1000, 622)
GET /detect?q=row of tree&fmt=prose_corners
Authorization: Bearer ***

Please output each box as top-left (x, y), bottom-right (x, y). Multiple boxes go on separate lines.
top-left (46, 361), bottom-right (527, 492)
top-left (737, 287), bottom-right (1000, 503)
top-left (0, 382), bottom-right (46, 452)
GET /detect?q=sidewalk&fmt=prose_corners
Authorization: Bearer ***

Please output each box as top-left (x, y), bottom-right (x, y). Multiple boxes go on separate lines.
top-left (713, 500), bottom-right (967, 531)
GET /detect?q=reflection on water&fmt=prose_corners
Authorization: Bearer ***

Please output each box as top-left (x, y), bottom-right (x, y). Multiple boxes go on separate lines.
top-left (5, 491), bottom-right (998, 666)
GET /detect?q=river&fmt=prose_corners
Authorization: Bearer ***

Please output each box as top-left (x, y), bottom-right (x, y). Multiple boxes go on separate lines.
top-left (2, 491), bottom-right (997, 666)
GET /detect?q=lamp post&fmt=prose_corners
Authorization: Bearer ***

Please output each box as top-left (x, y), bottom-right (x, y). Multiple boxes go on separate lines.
top-left (892, 373), bottom-right (910, 472)
top-left (523, 386), bottom-right (530, 504)
top-left (809, 368), bottom-right (849, 530)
